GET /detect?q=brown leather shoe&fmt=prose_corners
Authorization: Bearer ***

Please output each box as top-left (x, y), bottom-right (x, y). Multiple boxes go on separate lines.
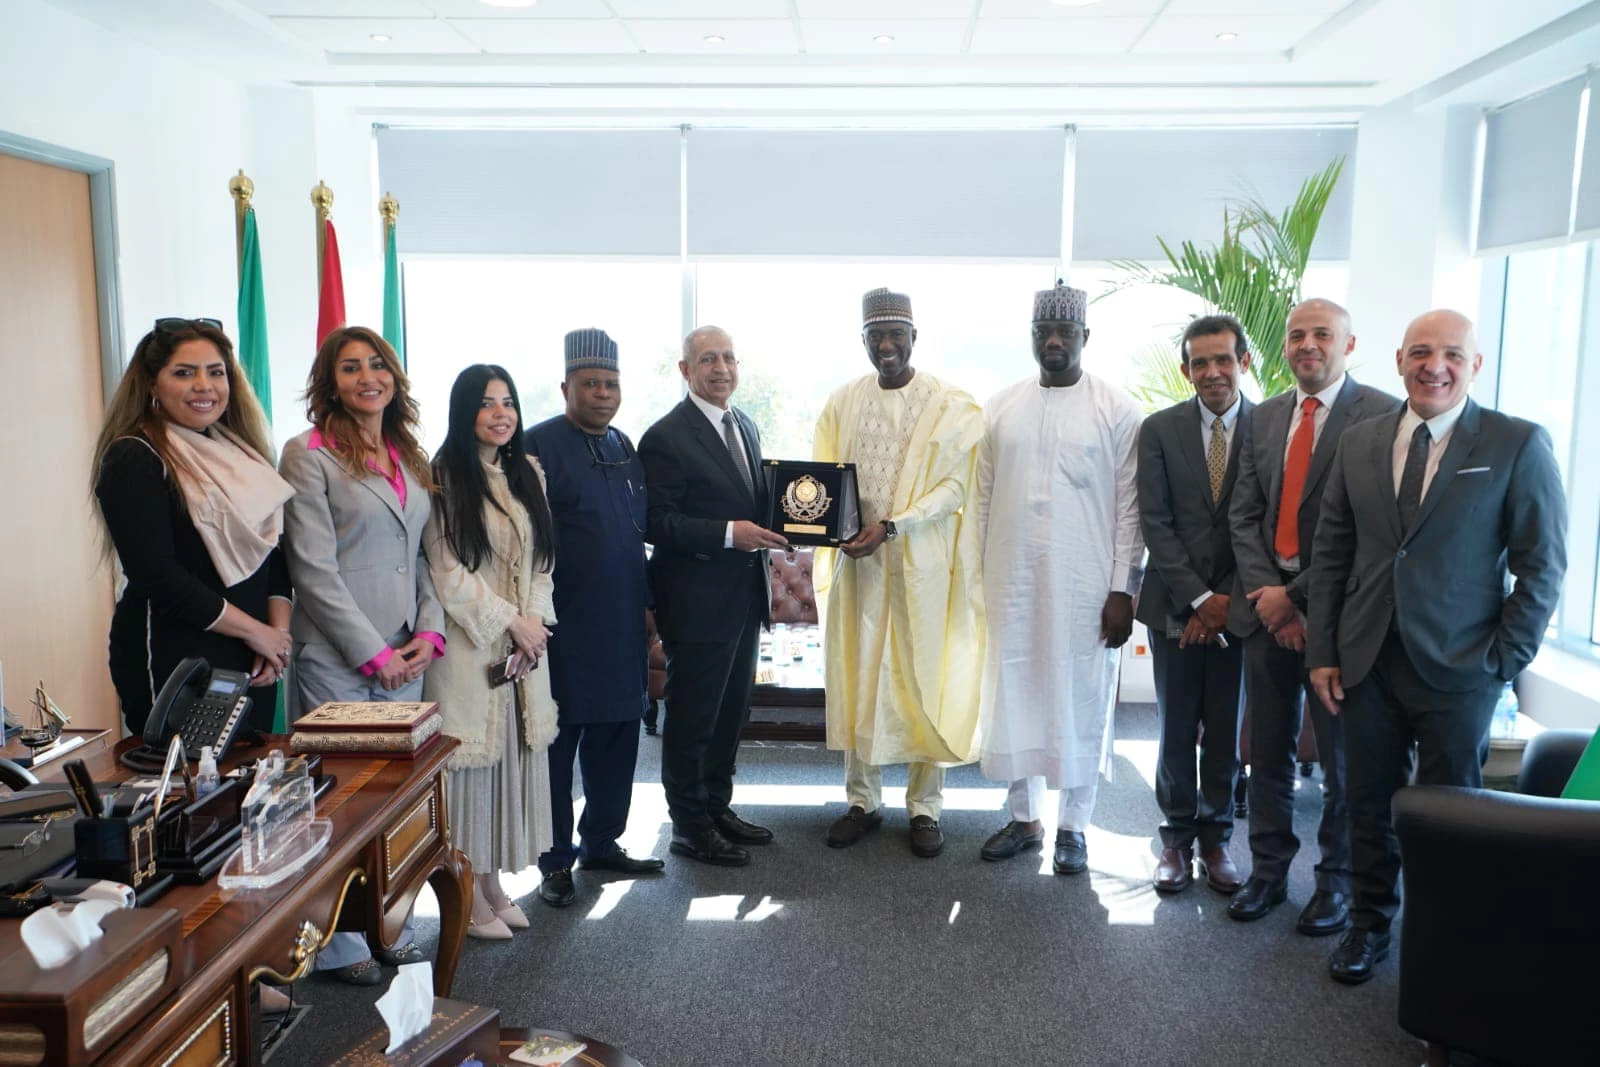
top-left (1153, 847), bottom-right (1194, 893)
top-left (826, 806), bottom-right (883, 848)
top-left (1199, 846), bottom-right (1243, 894)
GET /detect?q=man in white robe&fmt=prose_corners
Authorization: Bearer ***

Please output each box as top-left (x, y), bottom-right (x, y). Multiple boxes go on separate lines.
top-left (976, 281), bottom-right (1144, 875)
top-left (813, 287), bottom-right (986, 859)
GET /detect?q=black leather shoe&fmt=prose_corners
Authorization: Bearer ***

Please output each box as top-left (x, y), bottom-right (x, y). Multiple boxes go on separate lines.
top-left (1329, 926), bottom-right (1390, 985)
top-left (669, 829), bottom-right (750, 867)
top-left (713, 810), bottom-right (774, 845)
top-left (1053, 830), bottom-right (1088, 875)
top-left (908, 815), bottom-right (943, 858)
top-left (980, 820), bottom-right (1045, 861)
top-left (539, 868), bottom-right (576, 907)
top-left (1226, 877), bottom-right (1287, 922)
top-left (826, 806), bottom-right (883, 848)
top-left (1297, 888), bottom-right (1351, 936)
top-left (373, 941), bottom-right (427, 967)
top-left (579, 848), bottom-right (665, 875)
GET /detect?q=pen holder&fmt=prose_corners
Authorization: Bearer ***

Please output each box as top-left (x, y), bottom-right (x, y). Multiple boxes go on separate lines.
top-left (155, 779), bottom-right (244, 883)
top-left (74, 808), bottom-right (158, 890)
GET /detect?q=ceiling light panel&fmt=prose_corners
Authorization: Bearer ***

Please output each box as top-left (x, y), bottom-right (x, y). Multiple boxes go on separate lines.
top-left (626, 19), bottom-right (801, 54)
top-left (980, 0), bottom-right (1162, 14)
top-left (272, 16), bottom-right (479, 52)
top-left (796, 0), bottom-right (973, 17)
top-left (610, 0), bottom-right (792, 16)
top-left (1163, 0), bottom-right (1345, 13)
top-left (801, 18), bottom-right (969, 53)
top-left (968, 16), bottom-right (1149, 54)
top-left (425, 0), bottom-right (613, 14)
top-left (447, 16), bottom-right (637, 52)
top-left (1133, 13), bottom-right (1324, 52)
top-left (234, 0), bottom-right (432, 15)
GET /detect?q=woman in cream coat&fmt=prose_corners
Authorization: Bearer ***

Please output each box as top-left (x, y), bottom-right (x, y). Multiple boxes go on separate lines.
top-left (424, 364), bottom-right (559, 938)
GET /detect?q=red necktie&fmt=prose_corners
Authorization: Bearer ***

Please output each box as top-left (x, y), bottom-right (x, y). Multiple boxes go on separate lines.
top-left (1274, 396), bottom-right (1321, 561)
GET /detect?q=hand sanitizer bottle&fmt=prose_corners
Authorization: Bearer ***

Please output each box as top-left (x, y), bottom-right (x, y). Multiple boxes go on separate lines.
top-left (196, 746), bottom-right (220, 796)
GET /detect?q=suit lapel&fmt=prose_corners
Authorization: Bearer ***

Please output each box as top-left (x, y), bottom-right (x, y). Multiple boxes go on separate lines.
top-left (1219, 395), bottom-right (1252, 505)
top-left (684, 398), bottom-right (751, 502)
top-left (1303, 376), bottom-right (1355, 505)
top-left (1176, 397), bottom-right (1213, 512)
top-left (1373, 410), bottom-right (1405, 543)
top-left (1262, 392), bottom-right (1293, 514)
top-left (1409, 399), bottom-right (1480, 541)
top-left (354, 458), bottom-right (407, 525)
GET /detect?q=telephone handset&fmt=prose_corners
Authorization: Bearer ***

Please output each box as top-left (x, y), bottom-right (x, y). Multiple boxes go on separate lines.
top-left (119, 657), bottom-right (255, 772)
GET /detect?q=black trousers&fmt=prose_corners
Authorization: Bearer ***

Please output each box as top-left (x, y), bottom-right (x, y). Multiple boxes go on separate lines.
top-left (1343, 631), bottom-right (1499, 932)
top-left (538, 719), bottom-right (642, 875)
top-left (660, 600), bottom-right (762, 834)
top-left (1149, 627), bottom-right (1244, 851)
top-left (1243, 626), bottom-right (1350, 891)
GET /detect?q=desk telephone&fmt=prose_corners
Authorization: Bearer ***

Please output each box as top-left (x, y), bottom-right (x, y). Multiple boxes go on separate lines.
top-left (119, 657), bottom-right (254, 773)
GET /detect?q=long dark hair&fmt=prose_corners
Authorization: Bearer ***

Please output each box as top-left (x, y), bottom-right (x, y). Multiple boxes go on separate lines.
top-left (432, 364), bottom-right (553, 573)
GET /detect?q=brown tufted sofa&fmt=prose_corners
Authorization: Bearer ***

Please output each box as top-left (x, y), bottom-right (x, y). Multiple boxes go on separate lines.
top-left (644, 548), bottom-right (824, 739)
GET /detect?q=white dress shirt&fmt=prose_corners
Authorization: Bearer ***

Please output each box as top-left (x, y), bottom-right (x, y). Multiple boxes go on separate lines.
top-left (1275, 373), bottom-right (1347, 572)
top-left (1191, 392), bottom-right (1243, 610)
top-left (1392, 397), bottom-right (1468, 502)
top-left (687, 388), bottom-right (754, 550)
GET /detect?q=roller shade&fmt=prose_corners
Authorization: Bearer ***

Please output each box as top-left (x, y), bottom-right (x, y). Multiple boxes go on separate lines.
top-left (1477, 76), bottom-right (1585, 252)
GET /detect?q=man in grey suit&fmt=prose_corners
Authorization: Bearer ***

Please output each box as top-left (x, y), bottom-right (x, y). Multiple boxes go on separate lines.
top-left (1226, 299), bottom-right (1400, 934)
top-left (1309, 309), bottom-right (1566, 984)
top-left (1135, 315), bottom-right (1253, 895)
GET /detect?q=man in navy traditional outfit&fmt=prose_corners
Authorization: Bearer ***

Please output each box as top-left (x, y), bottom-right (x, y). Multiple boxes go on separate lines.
top-left (526, 328), bottom-right (663, 907)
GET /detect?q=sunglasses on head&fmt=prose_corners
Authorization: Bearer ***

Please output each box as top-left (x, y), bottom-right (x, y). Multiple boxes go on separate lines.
top-left (154, 316), bottom-right (224, 333)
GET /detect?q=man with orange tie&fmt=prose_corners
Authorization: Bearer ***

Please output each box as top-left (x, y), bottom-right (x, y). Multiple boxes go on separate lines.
top-left (1224, 299), bottom-right (1399, 935)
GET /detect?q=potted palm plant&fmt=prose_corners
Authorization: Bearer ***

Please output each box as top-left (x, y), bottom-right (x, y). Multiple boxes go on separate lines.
top-left (1111, 156), bottom-right (1346, 407)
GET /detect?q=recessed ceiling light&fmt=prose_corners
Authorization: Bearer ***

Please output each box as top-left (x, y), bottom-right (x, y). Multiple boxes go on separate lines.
top-left (704, 34), bottom-right (725, 44)
top-left (873, 34), bottom-right (895, 44)
top-left (369, 33), bottom-right (391, 43)
top-left (1215, 31), bottom-right (1238, 41)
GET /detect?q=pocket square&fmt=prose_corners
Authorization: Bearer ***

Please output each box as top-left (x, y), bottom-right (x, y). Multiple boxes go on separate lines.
top-left (1457, 466), bottom-right (1491, 475)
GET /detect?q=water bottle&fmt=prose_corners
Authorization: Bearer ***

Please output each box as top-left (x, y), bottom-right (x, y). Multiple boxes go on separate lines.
top-left (1491, 682), bottom-right (1518, 740)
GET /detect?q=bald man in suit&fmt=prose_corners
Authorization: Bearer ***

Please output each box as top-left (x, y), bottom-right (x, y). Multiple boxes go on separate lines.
top-left (1308, 309), bottom-right (1566, 984)
top-left (1225, 299), bottom-right (1400, 935)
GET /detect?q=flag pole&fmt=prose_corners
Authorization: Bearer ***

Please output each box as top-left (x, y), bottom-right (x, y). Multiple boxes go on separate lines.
top-left (311, 179), bottom-right (333, 289)
top-left (229, 170), bottom-right (254, 282)
top-left (379, 190), bottom-right (398, 233)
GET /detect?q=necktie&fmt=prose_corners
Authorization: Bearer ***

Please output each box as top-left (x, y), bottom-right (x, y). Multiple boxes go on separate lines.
top-left (722, 410), bottom-right (756, 500)
top-left (1273, 396), bottom-right (1321, 561)
top-left (1397, 421), bottom-right (1431, 535)
top-left (1207, 415), bottom-right (1227, 504)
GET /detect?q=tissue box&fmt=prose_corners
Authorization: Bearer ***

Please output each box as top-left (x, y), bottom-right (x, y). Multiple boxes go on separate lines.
top-left (328, 998), bottom-right (500, 1065)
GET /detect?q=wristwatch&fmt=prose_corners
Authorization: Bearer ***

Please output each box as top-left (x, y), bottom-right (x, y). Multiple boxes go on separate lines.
top-left (881, 519), bottom-right (899, 541)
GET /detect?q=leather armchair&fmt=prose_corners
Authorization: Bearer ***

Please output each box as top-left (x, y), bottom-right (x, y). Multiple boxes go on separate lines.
top-left (1393, 728), bottom-right (1600, 1067)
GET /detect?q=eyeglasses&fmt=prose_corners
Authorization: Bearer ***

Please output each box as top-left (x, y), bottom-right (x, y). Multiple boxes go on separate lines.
top-left (154, 317), bottom-right (224, 333)
top-left (584, 432), bottom-right (637, 472)
top-left (0, 811), bottom-right (71, 856)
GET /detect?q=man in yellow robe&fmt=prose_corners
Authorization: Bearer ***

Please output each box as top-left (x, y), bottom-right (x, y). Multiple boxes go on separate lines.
top-left (813, 287), bottom-right (985, 858)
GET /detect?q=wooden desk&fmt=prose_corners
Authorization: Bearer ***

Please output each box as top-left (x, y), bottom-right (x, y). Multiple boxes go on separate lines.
top-left (0, 735), bottom-right (471, 1065)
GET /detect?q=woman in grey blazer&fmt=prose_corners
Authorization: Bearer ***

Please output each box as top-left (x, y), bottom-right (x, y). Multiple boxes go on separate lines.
top-left (279, 324), bottom-right (444, 985)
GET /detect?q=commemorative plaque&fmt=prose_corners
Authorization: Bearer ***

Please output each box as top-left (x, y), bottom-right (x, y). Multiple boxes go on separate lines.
top-left (762, 460), bottom-right (861, 547)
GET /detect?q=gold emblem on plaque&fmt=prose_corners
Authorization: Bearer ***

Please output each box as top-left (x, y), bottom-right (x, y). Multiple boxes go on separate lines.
top-left (781, 474), bottom-right (831, 523)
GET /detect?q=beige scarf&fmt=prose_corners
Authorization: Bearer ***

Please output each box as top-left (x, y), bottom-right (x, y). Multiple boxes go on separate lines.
top-left (161, 425), bottom-right (295, 587)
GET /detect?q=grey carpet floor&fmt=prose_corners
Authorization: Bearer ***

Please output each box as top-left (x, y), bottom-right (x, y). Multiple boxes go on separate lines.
top-left (267, 703), bottom-right (1427, 1067)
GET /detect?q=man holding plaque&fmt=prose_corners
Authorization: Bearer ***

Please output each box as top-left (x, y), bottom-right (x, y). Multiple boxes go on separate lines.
top-left (639, 326), bottom-right (787, 868)
top-left (976, 282), bottom-right (1144, 876)
top-left (814, 288), bottom-right (986, 859)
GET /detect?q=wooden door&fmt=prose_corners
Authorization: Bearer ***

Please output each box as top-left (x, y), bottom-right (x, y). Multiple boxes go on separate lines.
top-left (0, 151), bottom-right (117, 733)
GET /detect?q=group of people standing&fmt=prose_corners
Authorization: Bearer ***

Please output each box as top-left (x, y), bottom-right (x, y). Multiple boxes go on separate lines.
top-left (89, 274), bottom-right (1565, 994)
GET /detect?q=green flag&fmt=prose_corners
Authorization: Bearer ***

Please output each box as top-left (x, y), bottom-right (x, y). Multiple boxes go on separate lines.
top-left (383, 220), bottom-right (405, 369)
top-left (235, 207), bottom-right (286, 731)
top-left (237, 208), bottom-right (272, 422)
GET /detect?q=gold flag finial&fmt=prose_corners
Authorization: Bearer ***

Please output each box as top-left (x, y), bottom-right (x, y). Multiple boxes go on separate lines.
top-left (229, 169), bottom-right (254, 208)
top-left (311, 180), bottom-right (334, 215)
top-left (379, 191), bottom-right (399, 228)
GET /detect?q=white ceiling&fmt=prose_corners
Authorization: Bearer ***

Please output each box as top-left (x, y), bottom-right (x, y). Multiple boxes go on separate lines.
top-left (34, 0), bottom-right (1600, 127)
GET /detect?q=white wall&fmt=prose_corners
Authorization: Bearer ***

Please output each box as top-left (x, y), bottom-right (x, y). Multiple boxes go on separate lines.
top-left (0, 1), bottom-right (388, 453)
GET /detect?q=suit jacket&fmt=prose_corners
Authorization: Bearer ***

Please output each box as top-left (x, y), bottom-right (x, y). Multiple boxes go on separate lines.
top-left (1228, 376), bottom-right (1400, 636)
top-left (279, 430), bottom-right (445, 670)
top-left (638, 396), bottom-right (772, 644)
top-left (1306, 398), bottom-right (1567, 692)
top-left (1135, 395), bottom-right (1253, 630)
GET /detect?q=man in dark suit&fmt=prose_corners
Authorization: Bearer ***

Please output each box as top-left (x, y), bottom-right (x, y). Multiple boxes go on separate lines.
top-left (1136, 315), bottom-right (1253, 895)
top-left (639, 326), bottom-right (788, 867)
top-left (1309, 309), bottom-right (1566, 984)
top-left (1226, 298), bottom-right (1400, 934)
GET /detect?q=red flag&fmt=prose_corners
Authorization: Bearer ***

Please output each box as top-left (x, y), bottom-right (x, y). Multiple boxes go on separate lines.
top-left (317, 217), bottom-right (346, 346)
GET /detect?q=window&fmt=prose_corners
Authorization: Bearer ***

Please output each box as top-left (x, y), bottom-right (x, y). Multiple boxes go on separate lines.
top-left (401, 259), bottom-right (684, 454)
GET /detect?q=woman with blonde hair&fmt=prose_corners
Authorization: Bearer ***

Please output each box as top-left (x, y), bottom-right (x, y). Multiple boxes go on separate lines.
top-left (92, 317), bottom-right (293, 736)
top-left (279, 324), bottom-right (443, 984)
top-left (424, 363), bottom-right (559, 938)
